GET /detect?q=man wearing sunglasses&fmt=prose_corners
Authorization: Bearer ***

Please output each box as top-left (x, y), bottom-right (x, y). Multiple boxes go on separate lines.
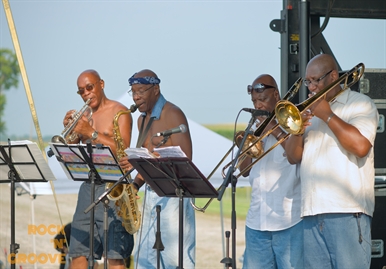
top-left (119, 69), bottom-right (195, 269)
top-left (285, 54), bottom-right (379, 269)
top-left (64, 69), bottom-right (134, 269)
top-left (239, 74), bottom-right (303, 269)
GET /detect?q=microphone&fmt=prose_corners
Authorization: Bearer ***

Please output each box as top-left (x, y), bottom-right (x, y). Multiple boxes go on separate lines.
top-left (242, 108), bottom-right (270, 117)
top-left (155, 124), bottom-right (187, 137)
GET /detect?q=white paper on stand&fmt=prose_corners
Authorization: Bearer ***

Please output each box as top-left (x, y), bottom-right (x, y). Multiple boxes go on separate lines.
top-left (125, 146), bottom-right (187, 159)
top-left (0, 140), bottom-right (56, 181)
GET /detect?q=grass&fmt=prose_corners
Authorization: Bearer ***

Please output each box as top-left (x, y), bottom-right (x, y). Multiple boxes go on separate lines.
top-left (203, 123), bottom-right (248, 141)
top-left (137, 187), bottom-right (251, 219)
top-left (193, 187), bottom-right (251, 219)
top-left (194, 124), bottom-right (252, 219)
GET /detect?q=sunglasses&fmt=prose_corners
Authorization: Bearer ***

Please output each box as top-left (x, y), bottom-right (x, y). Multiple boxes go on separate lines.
top-left (77, 80), bottom-right (101, 95)
top-left (247, 83), bottom-right (276, 94)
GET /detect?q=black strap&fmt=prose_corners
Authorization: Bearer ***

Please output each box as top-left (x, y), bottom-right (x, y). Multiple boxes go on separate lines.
top-left (136, 116), bottom-right (155, 148)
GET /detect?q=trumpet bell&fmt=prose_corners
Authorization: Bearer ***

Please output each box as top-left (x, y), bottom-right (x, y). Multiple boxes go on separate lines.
top-left (51, 135), bottom-right (66, 144)
top-left (275, 100), bottom-right (303, 135)
top-left (235, 131), bottom-right (264, 159)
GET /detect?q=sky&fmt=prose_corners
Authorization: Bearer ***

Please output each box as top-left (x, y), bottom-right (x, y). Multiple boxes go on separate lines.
top-left (1, 0), bottom-right (385, 140)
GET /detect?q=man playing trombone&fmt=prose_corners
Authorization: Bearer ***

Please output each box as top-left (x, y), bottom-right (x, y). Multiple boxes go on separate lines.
top-left (285, 54), bottom-right (379, 269)
top-left (239, 74), bottom-right (303, 269)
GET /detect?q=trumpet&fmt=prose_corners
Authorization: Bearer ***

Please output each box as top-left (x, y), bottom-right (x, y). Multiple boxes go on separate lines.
top-left (229, 63), bottom-right (365, 177)
top-left (190, 77), bottom-right (302, 212)
top-left (51, 99), bottom-right (92, 144)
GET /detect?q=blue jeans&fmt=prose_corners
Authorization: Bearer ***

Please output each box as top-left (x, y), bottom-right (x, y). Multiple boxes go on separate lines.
top-left (242, 221), bottom-right (304, 269)
top-left (303, 213), bottom-right (372, 269)
top-left (133, 185), bottom-right (196, 269)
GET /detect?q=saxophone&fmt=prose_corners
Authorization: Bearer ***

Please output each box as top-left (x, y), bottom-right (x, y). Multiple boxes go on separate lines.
top-left (107, 104), bottom-right (141, 235)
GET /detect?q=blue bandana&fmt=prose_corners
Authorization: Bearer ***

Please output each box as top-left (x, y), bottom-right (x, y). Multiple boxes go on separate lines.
top-left (128, 73), bottom-right (161, 85)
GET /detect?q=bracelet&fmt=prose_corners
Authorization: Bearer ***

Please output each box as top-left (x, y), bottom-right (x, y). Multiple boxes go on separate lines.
top-left (326, 113), bottom-right (336, 125)
top-left (132, 182), bottom-right (140, 191)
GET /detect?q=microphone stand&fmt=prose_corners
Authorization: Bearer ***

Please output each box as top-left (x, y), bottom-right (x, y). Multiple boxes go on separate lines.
top-left (217, 116), bottom-right (255, 269)
top-left (81, 142), bottom-right (100, 269)
top-left (153, 134), bottom-right (170, 149)
top-left (153, 205), bottom-right (165, 269)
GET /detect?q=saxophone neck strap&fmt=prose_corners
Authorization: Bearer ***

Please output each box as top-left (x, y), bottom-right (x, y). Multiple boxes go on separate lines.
top-left (136, 116), bottom-right (155, 148)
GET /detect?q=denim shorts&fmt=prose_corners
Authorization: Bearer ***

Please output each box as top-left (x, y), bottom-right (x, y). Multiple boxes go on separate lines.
top-left (69, 182), bottom-right (134, 260)
top-left (242, 221), bottom-right (304, 269)
top-left (303, 213), bottom-right (372, 269)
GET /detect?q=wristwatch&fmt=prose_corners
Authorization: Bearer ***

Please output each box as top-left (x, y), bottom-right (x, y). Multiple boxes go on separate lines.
top-left (91, 130), bottom-right (98, 141)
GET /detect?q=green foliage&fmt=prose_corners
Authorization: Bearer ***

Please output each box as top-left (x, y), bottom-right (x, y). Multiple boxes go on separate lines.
top-left (0, 48), bottom-right (20, 92)
top-left (0, 94), bottom-right (5, 134)
top-left (0, 48), bottom-right (20, 135)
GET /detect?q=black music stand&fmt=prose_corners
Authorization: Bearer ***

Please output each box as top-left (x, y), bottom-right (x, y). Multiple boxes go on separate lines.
top-left (49, 142), bottom-right (126, 269)
top-left (130, 156), bottom-right (218, 269)
top-left (0, 140), bottom-right (55, 269)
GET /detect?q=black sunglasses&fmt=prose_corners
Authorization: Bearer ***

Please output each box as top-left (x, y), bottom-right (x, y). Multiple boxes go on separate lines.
top-left (247, 83), bottom-right (276, 94)
top-left (77, 80), bottom-right (101, 95)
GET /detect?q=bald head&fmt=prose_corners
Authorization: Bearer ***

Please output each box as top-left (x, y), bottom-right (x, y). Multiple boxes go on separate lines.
top-left (307, 54), bottom-right (338, 74)
top-left (253, 74), bottom-right (278, 89)
top-left (249, 74), bottom-right (280, 112)
top-left (252, 74), bottom-right (280, 97)
top-left (78, 69), bottom-right (101, 81)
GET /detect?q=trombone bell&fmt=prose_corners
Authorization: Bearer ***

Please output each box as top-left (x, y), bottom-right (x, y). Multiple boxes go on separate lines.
top-left (235, 131), bottom-right (264, 159)
top-left (275, 101), bottom-right (303, 135)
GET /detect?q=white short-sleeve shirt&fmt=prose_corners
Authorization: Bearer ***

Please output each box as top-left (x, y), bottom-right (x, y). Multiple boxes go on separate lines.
top-left (300, 89), bottom-right (379, 217)
top-left (246, 134), bottom-right (302, 231)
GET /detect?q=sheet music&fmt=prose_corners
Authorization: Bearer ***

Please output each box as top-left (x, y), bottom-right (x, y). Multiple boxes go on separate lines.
top-left (124, 147), bottom-right (157, 159)
top-left (125, 146), bottom-right (187, 159)
top-left (49, 143), bottom-right (124, 182)
top-left (153, 146), bottom-right (187, 158)
top-left (0, 140), bottom-right (56, 182)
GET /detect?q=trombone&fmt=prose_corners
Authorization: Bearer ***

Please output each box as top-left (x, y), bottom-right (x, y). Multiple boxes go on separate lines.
top-left (224, 62), bottom-right (365, 178)
top-left (190, 77), bottom-right (302, 212)
top-left (220, 77), bottom-right (303, 178)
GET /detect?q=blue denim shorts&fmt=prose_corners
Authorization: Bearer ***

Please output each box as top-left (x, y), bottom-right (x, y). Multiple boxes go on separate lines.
top-left (69, 182), bottom-right (134, 260)
top-left (303, 213), bottom-right (372, 269)
top-left (242, 221), bottom-right (304, 269)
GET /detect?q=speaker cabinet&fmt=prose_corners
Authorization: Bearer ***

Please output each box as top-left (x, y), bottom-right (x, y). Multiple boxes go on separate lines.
top-left (359, 69), bottom-right (386, 175)
top-left (373, 101), bottom-right (386, 175)
top-left (371, 190), bottom-right (386, 269)
top-left (360, 69), bottom-right (386, 269)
